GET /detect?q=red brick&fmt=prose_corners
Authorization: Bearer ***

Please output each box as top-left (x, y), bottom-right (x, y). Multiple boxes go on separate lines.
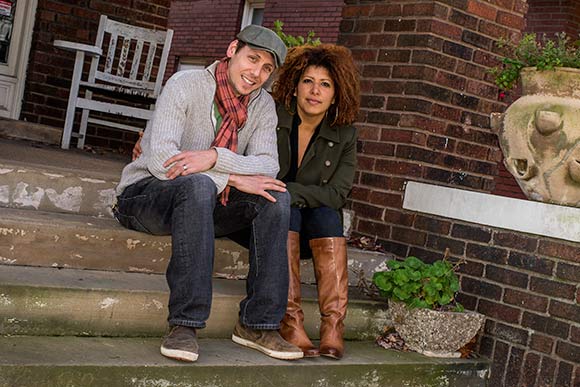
top-left (372, 4), bottom-right (402, 17)
top-left (503, 288), bottom-right (548, 313)
top-left (354, 19), bottom-right (384, 33)
top-left (431, 104), bottom-right (461, 121)
top-left (462, 277), bottom-right (502, 300)
top-left (384, 209), bottom-right (415, 227)
top-left (391, 226), bottom-right (427, 246)
top-left (467, 243), bottom-right (508, 264)
top-left (425, 234), bottom-right (466, 255)
top-left (369, 191), bottom-right (403, 208)
top-left (342, 5), bottom-right (372, 18)
top-left (530, 333), bottom-right (554, 354)
top-left (381, 129), bottom-right (427, 145)
top-left (452, 224), bottom-right (492, 243)
top-left (351, 201), bottom-right (384, 221)
top-left (479, 300), bottom-right (521, 324)
top-left (467, 0), bottom-right (498, 21)
top-left (521, 352), bottom-right (541, 387)
top-left (357, 219), bottom-right (391, 240)
top-left (538, 240), bottom-right (580, 263)
top-left (486, 265), bottom-right (529, 288)
top-left (414, 215), bottom-right (451, 235)
top-left (549, 301), bottom-right (580, 324)
top-left (496, 11), bottom-right (525, 30)
top-left (522, 312), bottom-right (570, 339)
top-left (530, 277), bottom-right (576, 300)
top-left (374, 160), bottom-right (422, 177)
top-left (349, 186), bottom-right (371, 202)
top-left (507, 251), bottom-right (554, 276)
top-left (539, 356), bottom-right (557, 386)
top-left (427, 135), bottom-right (456, 151)
top-left (555, 361), bottom-right (574, 387)
top-left (555, 262), bottom-right (580, 282)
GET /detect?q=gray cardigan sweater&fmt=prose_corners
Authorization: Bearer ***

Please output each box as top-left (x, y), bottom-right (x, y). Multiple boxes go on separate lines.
top-left (116, 62), bottom-right (280, 196)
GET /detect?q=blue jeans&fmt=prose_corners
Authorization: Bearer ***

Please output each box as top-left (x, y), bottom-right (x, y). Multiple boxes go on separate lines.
top-left (114, 174), bottom-right (290, 330)
top-left (289, 206), bottom-right (344, 258)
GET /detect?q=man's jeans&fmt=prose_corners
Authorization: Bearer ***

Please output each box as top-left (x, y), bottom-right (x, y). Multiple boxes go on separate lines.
top-left (114, 174), bottom-right (290, 330)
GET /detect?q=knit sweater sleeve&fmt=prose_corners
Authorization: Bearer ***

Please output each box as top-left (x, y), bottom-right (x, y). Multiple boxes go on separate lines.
top-left (212, 94), bottom-right (280, 178)
top-left (145, 73), bottom-right (189, 181)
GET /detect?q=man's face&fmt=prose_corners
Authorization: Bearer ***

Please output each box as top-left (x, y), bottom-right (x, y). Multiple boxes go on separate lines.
top-left (225, 41), bottom-right (275, 96)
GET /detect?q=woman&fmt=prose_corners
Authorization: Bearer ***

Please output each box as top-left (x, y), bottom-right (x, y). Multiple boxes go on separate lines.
top-left (271, 44), bottom-right (360, 360)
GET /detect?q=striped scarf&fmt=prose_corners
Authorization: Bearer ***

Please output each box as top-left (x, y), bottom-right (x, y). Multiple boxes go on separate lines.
top-left (212, 59), bottom-right (250, 205)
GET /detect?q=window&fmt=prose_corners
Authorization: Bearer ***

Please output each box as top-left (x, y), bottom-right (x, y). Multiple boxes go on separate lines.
top-left (241, 0), bottom-right (265, 29)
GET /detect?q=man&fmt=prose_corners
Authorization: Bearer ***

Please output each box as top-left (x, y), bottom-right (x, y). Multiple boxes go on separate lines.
top-left (114, 25), bottom-right (303, 362)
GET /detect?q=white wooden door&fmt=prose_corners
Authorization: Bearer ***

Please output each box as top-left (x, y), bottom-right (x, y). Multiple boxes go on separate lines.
top-left (0, 0), bottom-right (36, 119)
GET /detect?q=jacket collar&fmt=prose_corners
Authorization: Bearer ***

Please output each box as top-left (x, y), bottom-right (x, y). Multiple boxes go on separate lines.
top-left (276, 101), bottom-right (342, 143)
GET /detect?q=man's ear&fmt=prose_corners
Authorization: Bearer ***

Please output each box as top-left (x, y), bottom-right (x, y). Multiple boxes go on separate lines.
top-left (226, 40), bottom-right (239, 59)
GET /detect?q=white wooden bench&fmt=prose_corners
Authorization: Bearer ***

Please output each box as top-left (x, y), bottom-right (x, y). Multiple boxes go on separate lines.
top-left (54, 15), bottom-right (173, 149)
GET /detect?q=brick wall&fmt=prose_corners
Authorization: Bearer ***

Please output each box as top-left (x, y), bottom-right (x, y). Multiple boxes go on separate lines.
top-left (21, 0), bottom-right (171, 150)
top-left (165, 0), bottom-right (245, 76)
top-left (166, 0), bottom-right (344, 75)
top-left (262, 0), bottom-right (344, 43)
top-left (423, 216), bottom-right (578, 387)
top-left (526, 0), bottom-right (580, 37)
top-left (340, 1), bottom-right (579, 386)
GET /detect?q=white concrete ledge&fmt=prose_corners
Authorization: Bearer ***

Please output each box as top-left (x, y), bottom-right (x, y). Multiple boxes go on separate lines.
top-left (403, 181), bottom-right (580, 243)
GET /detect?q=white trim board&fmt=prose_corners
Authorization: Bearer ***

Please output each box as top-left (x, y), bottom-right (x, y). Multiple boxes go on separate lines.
top-left (403, 181), bottom-right (580, 243)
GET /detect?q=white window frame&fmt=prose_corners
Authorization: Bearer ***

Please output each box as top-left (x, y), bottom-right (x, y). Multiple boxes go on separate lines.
top-left (241, 0), bottom-right (265, 29)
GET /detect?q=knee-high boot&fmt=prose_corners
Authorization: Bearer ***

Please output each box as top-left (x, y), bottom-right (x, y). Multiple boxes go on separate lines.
top-left (279, 231), bottom-right (319, 357)
top-left (310, 237), bottom-right (348, 359)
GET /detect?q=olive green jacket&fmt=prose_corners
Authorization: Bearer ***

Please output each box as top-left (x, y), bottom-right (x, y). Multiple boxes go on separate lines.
top-left (276, 104), bottom-right (357, 210)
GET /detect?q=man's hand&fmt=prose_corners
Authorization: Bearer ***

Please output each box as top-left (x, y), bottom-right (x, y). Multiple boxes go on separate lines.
top-left (228, 175), bottom-right (286, 202)
top-left (163, 149), bottom-right (218, 179)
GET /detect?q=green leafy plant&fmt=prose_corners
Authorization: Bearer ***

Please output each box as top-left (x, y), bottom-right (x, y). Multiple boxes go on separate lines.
top-left (273, 20), bottom-right (321, 48)
top-left (372, 255), bottom-right (464, 312)
top-left (490, 32), bottom-right (580, 90)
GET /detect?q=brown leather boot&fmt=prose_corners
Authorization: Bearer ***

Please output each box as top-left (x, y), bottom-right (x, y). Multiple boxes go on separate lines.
top-left (310, 237), bottom-right (348, 359)
top-left (279, 231), bottom-right (319, 357)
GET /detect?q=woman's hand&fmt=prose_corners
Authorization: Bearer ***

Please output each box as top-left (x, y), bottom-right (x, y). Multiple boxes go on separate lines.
top-left (132, 131), bottom-right (144, 161)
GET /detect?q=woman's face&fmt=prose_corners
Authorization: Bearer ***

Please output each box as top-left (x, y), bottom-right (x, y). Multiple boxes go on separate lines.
top-left (295, 65), bottom-right (335, 122)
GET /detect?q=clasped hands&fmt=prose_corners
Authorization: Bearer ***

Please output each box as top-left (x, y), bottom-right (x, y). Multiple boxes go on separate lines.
top-left (132, 134), bottom-right (285, 202)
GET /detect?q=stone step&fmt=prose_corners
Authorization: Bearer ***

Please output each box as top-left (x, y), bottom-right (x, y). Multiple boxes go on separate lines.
top-left (0, 207), bottom-right (393, 284)
top-left (0, 138), bottom-right (125, 218)
top-left (0, 118), bottom-right (61, 145)
top-left (0, 265), bottom-right (388, 340)
top-left (0, 336), bottom-right (489, 387)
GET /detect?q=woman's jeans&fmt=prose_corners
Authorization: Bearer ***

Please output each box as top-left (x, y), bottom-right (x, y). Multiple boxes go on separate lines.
top-left (114, 174), bottom-right (290, 330)
top-left (289, 206), bottom-right (344, 258)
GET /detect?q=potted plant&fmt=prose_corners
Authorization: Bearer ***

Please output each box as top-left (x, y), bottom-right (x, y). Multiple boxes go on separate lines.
top-left (490, 32), bottom-right (580, 94)
top-left (489, 32), bottom-right (580, 208)
top-left (372, 255), bottom-right (485, 358)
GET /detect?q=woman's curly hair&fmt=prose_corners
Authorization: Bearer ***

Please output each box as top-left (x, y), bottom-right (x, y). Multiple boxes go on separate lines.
top-left (272, 44), bottom-right (360, 127)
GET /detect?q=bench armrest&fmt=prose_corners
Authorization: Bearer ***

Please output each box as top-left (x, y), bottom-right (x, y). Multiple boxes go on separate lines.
top-left (53, 40), bottom-right (102, 57)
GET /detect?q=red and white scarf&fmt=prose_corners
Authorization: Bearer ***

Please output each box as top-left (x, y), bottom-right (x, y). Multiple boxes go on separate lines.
top-left (212, 59), bottom-right (250, 205)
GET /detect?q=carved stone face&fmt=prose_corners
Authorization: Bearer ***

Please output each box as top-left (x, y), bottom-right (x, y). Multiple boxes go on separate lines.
top-left (499, 95), bottom-right (580, 207)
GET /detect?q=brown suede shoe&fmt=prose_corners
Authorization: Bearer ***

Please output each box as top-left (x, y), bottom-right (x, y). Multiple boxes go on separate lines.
top-left (232, 321), bottom-right (303, 360)
top-left (160, 325), bottom-right (199, 362)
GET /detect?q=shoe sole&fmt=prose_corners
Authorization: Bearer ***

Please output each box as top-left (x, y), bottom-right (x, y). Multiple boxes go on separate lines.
top-left (231, 334), bottom-right (304, 360)
top-left (160, 346), bottom-right (199, 362)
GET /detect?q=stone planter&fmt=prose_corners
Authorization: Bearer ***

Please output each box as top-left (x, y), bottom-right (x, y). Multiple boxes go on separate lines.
top-left (388, 300), bottom-right (485, 358)
top-left (493, 67), bottom-right (580, 207)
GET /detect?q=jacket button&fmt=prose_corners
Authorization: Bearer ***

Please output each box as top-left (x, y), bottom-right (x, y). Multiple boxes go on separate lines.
top-left (328, 141), bottom-right (334, 147)
top-left (325, 160), bottom-right (331, 167)
top-left (322, 179), bottom-right (328, 184)
top-left (276, 127), bottom-right (280, 131)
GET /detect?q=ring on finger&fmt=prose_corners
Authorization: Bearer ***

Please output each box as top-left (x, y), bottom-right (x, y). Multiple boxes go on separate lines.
top-left (183, 165), bottom-right (188, 171)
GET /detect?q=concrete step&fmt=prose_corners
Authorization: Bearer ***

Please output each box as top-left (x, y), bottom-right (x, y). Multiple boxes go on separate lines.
top-left (0, 265), bottom-right (388, 340)
top-left (0, 138), bottom-right (125, 218)
top-left (0, 336), bottom-right (490, 387)
top-left (0, 207), bottom-right (393, 284)
top-left (0, 118), bottom-right (61, 145)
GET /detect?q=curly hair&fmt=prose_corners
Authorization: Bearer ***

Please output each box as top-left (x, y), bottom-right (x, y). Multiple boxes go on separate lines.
top-left (272, 44), bottom-right (360, 127)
